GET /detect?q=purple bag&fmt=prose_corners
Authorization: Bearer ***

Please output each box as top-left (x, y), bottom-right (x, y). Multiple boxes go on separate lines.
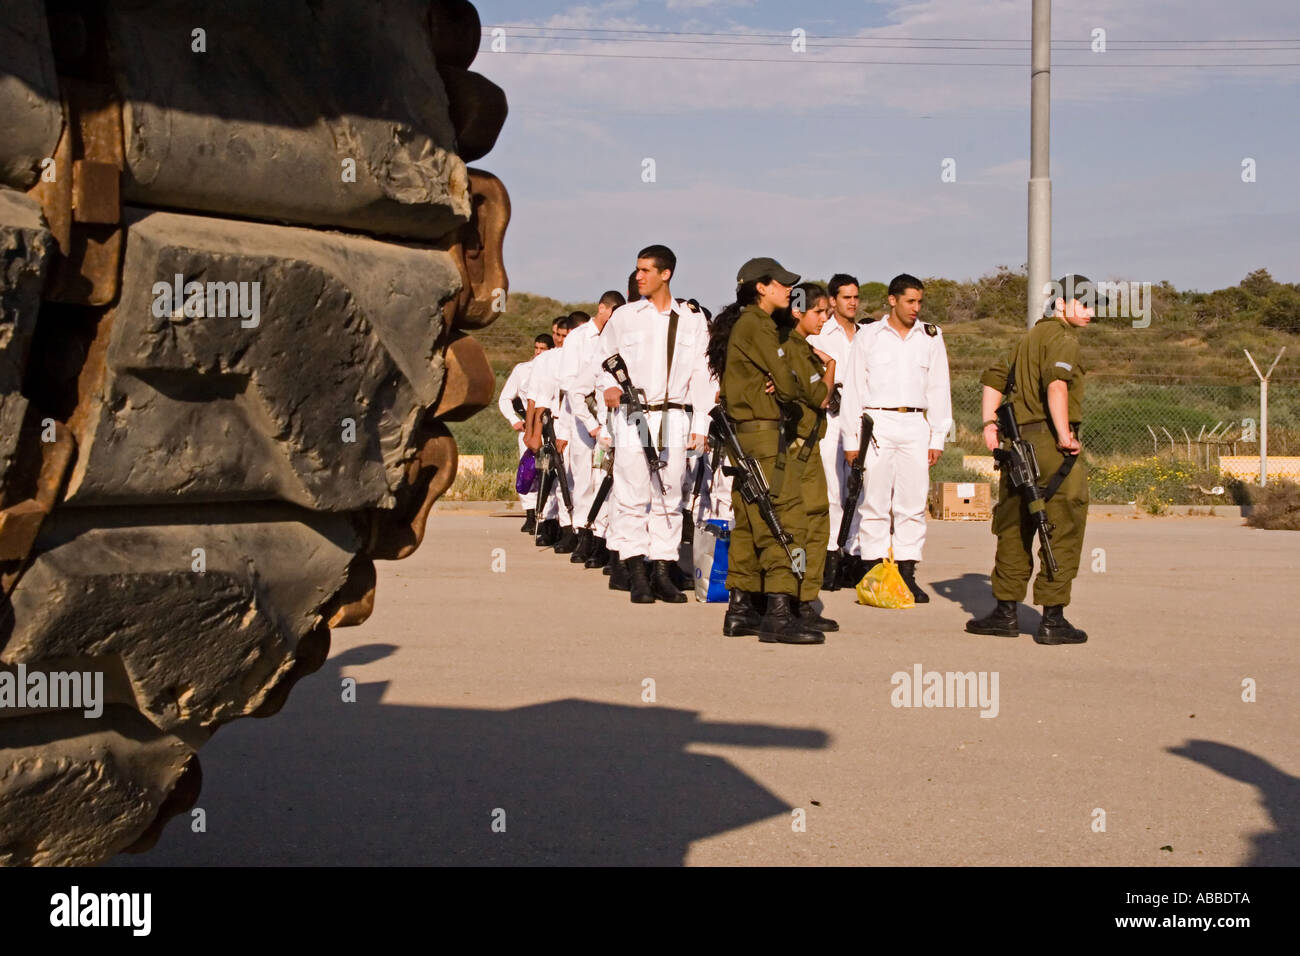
top-left (515, 449), bottom-right (538, 494)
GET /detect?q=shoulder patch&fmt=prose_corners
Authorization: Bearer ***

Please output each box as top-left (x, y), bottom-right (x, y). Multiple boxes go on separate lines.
top-left (924, 323), bottom-right (938, 337)
top-left (1055, 361), bottom-right (1073, 371)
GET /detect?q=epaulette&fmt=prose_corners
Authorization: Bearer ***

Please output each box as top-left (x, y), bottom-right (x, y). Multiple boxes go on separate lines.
top-left (923, 323), bottom-right (939, 337)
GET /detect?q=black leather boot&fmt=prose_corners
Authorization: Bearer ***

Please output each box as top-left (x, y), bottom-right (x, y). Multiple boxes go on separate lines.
top-left (520, 509), bottom-right (536, 535)
top-left (607, 555), bottom-right (630, 591)
top-left (758, 594), bottom-right (825, 645)
top-left (569, 529), bottom-right (594, 563)
top-left (666, 560), bottom-right (692, 592)
top-left (602, 549), bottom-right (618, 575)
top-left (965, 600), bottom-right (1019, 637)
top-left (535, 518), bottom-right (560, 547)
top-left (722, 589), bottom-right (763, 636)
top-left (840, 555), bottom-right (871, 589)
top-left (585, 538), bottom-right (610, 569)
top-left (799, 601), bottom-right (839, 632)
top-left (650, 561), bottom-right (687, 603)
top-left (553, 526), bottom-right (579, 554)
top-left (628, 557), bottom-right (655, 604)
top-left (897, 560), bottom-right (929, 604)
top-left (1035, 605), bottom-right (1087, 645)
top-left (822, 551), bottom-right (842, 592)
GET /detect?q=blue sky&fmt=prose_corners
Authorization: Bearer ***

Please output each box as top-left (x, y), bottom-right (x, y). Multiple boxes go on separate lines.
top-left (471, 1), bottom-right (1300, 312)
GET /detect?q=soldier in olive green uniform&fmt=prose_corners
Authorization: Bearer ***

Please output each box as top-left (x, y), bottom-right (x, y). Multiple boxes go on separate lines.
top-left (785, 283), bottom-right (837, 630)
top-left (716, 258), bottom-right (824, 645)
top-left (967, 275), bottom-right (1108, 645)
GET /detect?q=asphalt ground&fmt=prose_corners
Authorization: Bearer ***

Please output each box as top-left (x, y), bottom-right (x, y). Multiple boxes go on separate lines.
top-left (122, 512), bottom-right (1299, 866)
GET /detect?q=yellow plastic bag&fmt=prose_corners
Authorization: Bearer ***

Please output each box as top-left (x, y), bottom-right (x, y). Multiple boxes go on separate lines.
top-left (855, 550), bottom-right (916, 609)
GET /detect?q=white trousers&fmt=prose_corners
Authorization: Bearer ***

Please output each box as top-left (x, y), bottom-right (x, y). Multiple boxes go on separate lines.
top-left (567, 412), bottom-right (608, 535)
top-left (853, 410), bottom-right (931, 562)
top-left (820, 416), bottom-right (848, 553)
top-left (516, 432), bottom-right (537, 510)
top-left (608, 407), bottom-right (687, 561)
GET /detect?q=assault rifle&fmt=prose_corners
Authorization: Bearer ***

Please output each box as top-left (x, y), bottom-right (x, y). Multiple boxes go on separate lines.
top-left (535, 407), bottom-right (573, 538)
top-left (992, 403), bottom-right (1059, 577)
top-left (709, 406), bottom-right (801, 582)
top-left (836, 411), bottom-right (874, 550)
top-left (601, 353), bottom-right (666, 493)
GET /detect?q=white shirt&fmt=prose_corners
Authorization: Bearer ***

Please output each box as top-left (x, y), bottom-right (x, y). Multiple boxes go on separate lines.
top-left (807, 316), bottom-right (857, 427)
top-left (497, 359), bottom-right (535, 426)
top-left (558, 321), bottom-right (602, 435)
top-left (807, 316), bottom-right (856, 379)
top-left (841, 317), bottom-right (953, 451)
top-left (596, 297), bottom-right (713, 437)
top-left (521, 345), bottom-right (562, 410)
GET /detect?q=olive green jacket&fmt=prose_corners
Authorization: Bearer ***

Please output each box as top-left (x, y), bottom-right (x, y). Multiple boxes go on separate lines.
top-left (981, 316), bottom-right (1086, 426)
top-left (722, 304), bottom-right (815, 423)
top-left (786, 329), bottom-right (829, 441)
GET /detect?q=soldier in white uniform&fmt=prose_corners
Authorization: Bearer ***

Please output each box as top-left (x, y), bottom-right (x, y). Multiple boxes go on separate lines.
top-left (498, 333), bottom-right (553, 534)
top-left (561, 298), bottom-right (622, 563)
top-left (597, 244), bottom-right (713, 605)
top-left (522, 317), bottom-right (571, 547)
top-left (840, 274), bottom-right (952, 603)
top-left (806, 273), bottom-right (861, 590)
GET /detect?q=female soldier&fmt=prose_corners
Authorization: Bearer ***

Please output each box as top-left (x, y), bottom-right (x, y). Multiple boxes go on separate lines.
top-left (707, 258), bottom-right (824, 645)
top-left (786, 283), bottom-right (837, 630)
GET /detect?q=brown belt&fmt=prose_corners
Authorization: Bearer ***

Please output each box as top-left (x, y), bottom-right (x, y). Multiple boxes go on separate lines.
top-left (866, 406), bottom-right (924, 413)
top-left (645, 402), bottom-right (692, 413)
top-left (736, 419), bottom-right (779, 433)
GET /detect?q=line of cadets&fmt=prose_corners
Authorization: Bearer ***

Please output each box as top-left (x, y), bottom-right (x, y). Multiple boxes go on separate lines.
top-left (497, 244), bottom-right (952, 646)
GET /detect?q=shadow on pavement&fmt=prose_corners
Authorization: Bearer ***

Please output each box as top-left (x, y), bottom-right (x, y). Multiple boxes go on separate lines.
top-left (931, 573), bottom-right (1043, 635)
top-left (1168, 739), bottom-right (1300, 866)
top-left (114, 643), bottom-right (830, 866)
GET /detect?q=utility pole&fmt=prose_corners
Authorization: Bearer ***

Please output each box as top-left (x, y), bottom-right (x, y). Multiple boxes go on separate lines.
top-left (1244, 347), bottom-right (1286, 485)
top-left (1027, 0), bottom-right (1051, 328)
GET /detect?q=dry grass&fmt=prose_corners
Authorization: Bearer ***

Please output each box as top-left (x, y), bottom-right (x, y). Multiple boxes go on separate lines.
top-left (1244, 479), bottom-right (1300, 530)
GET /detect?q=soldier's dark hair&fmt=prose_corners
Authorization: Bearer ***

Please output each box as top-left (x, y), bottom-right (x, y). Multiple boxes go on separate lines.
top-left (535, 333), bottom-right (554, 348)
top-left (551, 315), bottom-right (565, 329)
top-left (599, 290), bottom-right (626, 311)
top-left (637, 244), bottom-right (677, 276)
top-left (707, 280), bottom-right (764, 379)
top-left (888, 274), bottom-right (924, 297)
top-left (828, 274), bottom-right (859, 298)
top-left (793, 282), bottom-right (830, 315)
top-left (626, 270), bottom-right (640, 303)
top-left (566, 311), bottom-right (591, 327)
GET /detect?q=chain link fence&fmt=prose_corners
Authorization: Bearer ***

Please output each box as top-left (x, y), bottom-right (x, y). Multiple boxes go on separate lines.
top-left (949, 374), bottom-right (1300, 463)
top-left (450, 372), bottom-right (1300, 501)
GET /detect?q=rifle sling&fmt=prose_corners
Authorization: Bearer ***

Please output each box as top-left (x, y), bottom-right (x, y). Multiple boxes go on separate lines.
top-left (658, 308), bottom-right (680, 447)
top-left (1041, 454), bottom-right (1077, 502)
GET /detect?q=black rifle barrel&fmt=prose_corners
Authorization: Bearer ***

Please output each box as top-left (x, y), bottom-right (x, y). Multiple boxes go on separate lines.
top-left (836, 412), bottom-right (873, 550)
top-left (539, 408), bottom-right (573, 520)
